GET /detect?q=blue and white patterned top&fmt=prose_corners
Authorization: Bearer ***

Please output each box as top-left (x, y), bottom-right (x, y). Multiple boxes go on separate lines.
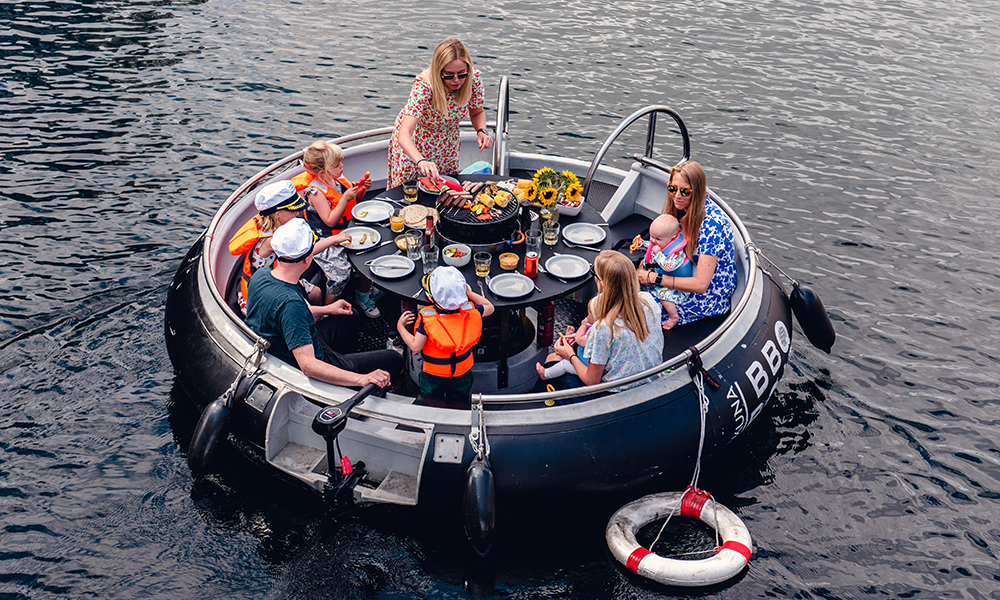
top-left (675, 198), bottom-right (737, 325)
top-left (583, 292), bottom-right (664, 392)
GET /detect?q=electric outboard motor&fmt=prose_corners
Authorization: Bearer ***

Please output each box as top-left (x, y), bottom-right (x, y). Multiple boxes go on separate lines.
top-left (310, 383), bottom-right (379, 509)
top-left (463, 455), bottom-right (496, 557)
top-left (790, 283), bottom-right (836, 353)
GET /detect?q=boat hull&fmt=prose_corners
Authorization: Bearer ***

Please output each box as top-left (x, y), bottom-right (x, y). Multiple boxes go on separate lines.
top-left (165, 231), bottom-right (791, 507)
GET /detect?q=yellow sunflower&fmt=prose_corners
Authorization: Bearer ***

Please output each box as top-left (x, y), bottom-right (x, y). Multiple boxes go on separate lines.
top-left (562, 170), bottom-right (580, 186)
top-left (565, 182), bottom-right (583, 204)
top-left (539, 187), bottom-right (558, 205)
top-left (524, 181), bottom-right (538, 202)
top-left (533, 167), bottom-right (557, 181)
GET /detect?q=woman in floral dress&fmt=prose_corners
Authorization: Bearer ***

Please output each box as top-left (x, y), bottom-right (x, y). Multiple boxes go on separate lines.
top-left (387, 39), bottom-right (493, 188)
top-left (636, 161), bottom-right (737, 325)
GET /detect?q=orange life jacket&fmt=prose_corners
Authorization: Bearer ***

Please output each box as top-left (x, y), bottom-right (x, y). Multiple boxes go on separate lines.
top-left (228, 217), bottom-right (270, 313)
top-left (418, 303), bottom-right (483, 377)
top-left (291, 171), bottom-right (355, 233)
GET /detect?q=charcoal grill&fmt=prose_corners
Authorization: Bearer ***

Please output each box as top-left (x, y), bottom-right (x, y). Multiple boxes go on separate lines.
top-left (437, 196), bottom-right (521, 250)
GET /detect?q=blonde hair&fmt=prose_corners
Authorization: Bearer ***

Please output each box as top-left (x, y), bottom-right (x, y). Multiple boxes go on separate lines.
top-left (587, 294), bottom-right (601, 320)
top-left (301, 140), bottom-right (344, 177)
top-left (593, 251), bottom-right (650, 343)
top-left (423, 39), bottom-right (474, 115)
top-left (661, 161), bottom-right (708, 259)
top-left (254, 213), bottom-right (282, 232)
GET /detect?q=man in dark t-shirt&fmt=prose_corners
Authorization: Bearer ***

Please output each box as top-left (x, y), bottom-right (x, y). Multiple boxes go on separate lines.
top-left (245, 218), bottom-right (402, 388)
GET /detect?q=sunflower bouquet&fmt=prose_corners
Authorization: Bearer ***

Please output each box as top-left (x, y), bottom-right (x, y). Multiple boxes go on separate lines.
top-left (532, 167), bottom-right (584, 208)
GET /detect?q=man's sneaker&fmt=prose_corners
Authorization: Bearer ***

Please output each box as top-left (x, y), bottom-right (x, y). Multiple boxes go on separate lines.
top-left (356, 291), bottom-right (380, 318)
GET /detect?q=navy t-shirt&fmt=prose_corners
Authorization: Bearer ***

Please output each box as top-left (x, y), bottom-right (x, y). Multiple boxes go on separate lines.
top-left (245, 269), bottom-right (322, 367)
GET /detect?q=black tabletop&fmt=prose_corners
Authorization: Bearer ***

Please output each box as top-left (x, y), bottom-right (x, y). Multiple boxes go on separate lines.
top-left (347, 175), bottom-right (613, 309)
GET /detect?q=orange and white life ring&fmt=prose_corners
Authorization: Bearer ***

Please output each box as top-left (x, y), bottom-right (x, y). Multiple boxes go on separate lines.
top-left (606, 489), bottom-right (752, 587)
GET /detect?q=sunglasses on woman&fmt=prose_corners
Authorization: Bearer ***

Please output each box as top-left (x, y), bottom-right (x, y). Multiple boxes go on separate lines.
top-left (441, 71), bottom-right (468, 81)
top-left (667, 184), bottom-right (692, 197)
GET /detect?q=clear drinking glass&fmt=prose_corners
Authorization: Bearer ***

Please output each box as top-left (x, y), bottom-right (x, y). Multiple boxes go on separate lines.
top-left (405, 230), bottom-right (422, 260)
top-left (542, 221), bottom-right (560, 246)
top-left (422, 246), bottom-right (439, 274)
top-left (474, 252), bottom-right (492, 278)
top-left (403, 180), bottom-right (419, 203)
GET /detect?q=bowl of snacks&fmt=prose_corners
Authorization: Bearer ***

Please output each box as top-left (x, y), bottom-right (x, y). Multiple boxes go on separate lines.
top-left (499, 252), bottom-right (519, 271)
top-left (442, 243), bottom-right (472, 267)
top-left (557, 196), bottom-right (583, 216)
top-left (394, 234), bottom-right (409, 250)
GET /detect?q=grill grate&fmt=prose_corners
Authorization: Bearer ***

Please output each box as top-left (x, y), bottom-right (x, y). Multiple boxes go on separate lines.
top-left (440, 193), bottom-right (520, 225)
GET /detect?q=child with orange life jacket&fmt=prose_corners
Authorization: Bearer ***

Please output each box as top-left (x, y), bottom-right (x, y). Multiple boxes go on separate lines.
top-left (396, 266), bottom-right (494, 405)
top-left (229, 180), bottom-right (349, 315)
top-left (292, 140), bottom-right (382, 317)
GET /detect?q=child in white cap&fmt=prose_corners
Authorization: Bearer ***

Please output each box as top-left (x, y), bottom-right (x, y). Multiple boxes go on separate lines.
top-left (229, 180), bottom-right (353, 315)
top-left (396, 266), bottom-right (494, 406)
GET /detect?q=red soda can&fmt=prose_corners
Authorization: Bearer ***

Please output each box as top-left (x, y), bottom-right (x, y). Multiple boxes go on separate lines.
top-left (525, 252), bottom-right (539, 278)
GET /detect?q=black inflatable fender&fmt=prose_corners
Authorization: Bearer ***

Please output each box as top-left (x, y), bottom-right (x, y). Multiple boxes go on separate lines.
top-left (463, 456), bottom-right (496, 557)
top-left (790, 283), bottom-right (836, 353)
top-left (187, 374), bottom-right (253, 479)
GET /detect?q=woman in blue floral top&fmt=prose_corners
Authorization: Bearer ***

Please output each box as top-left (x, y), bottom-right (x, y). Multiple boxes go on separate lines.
top-left (637, 161), bottom-right (736, 325)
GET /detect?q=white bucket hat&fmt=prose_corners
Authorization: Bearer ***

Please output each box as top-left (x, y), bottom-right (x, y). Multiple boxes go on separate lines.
top-left (270, 218), bottom-right (316, 262)
top-left (429, 266), bottom-right (468, 310)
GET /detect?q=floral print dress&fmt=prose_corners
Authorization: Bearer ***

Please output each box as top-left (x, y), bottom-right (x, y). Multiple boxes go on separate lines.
top-left (675, 198), bottom-right (738, 325)
top-left (387, 68), bottom-right (485, 188)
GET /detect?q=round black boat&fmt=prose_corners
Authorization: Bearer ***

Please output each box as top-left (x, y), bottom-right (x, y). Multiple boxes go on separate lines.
top-left (165, 92), bottom-right (826, 518)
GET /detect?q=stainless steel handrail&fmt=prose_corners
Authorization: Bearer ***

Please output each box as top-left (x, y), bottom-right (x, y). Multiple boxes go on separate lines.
top-left (493, 76), bottom-right (510, 176)
top-left (582, 105), bottom-right (690, 199)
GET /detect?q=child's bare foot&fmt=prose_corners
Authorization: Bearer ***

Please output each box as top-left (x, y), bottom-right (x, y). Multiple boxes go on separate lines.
top-left (662, 314), bottom-right (679, 330)
top-left (536, 362), bottom-right (547, 380)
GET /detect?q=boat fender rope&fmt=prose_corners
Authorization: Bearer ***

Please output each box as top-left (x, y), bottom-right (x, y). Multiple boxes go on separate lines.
top-left (686, 347), bottom-right (721, 391)
top-left (469, 394), bottom-right (490, 461)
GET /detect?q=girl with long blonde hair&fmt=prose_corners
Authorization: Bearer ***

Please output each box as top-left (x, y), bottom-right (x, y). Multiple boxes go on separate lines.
top-left (539, 251), bottom-right (663, 392)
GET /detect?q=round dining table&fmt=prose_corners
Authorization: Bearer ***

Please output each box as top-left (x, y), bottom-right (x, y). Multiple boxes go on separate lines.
top-left (346, 175), bottom-right (616, 389)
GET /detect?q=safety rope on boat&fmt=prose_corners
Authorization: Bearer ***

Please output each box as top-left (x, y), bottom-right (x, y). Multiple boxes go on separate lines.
top-left (220, 338), bottom-right (268, 408)
top-left (746, 242), bottom-right (798, 287)
top-left (648, 349), bottom-right (722, 554)
top-left (469, 394), bottom-right (490, 461)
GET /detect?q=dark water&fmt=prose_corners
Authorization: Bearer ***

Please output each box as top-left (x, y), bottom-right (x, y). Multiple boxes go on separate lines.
top-left (3, 0), bottom-right (999, 597)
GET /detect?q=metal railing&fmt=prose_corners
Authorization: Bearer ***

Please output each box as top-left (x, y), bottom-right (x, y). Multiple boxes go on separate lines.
top-left (582, 106), bottom-right (690, 199)
top-left (492, 76), bottom-right (510, 176)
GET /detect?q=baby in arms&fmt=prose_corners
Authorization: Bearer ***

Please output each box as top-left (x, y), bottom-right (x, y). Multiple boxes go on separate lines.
top-left (631, 214), bottom-right (694, 329)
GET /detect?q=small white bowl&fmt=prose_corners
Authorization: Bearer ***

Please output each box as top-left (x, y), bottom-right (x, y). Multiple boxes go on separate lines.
top-left (557, 200), bottom-right (583, 217)
top-left (442, 243), bottom-right (472, 267)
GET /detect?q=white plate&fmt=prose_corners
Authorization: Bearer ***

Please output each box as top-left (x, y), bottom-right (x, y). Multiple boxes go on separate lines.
top-left (544, 254), bottom-right (591, 279)
top-left (417, 175), bottom-right (459, 195)
top-left (561, 222), bottom-right (606, 245)
top-left (488, 273), bottom-right (534, 298)
top-left (339, 226), bottom-right (381, 250)
top-left (351, 200), bottom-right (394, 223)
top-left (367, 255), bottom-right (414, 278)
